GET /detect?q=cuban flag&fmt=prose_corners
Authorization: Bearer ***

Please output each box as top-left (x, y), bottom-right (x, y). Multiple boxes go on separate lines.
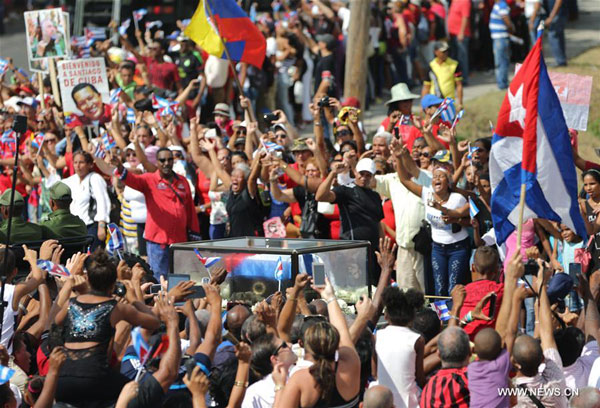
top-left (36, 259), bottom-right (70, 277)
top-left (1, 130), bottom-right (16, 144)
top-left (118, 19), bottom-right (131, 36)
top-left (101, 129), bottom-right (116, 151)
top-left (158, 102), bottom-right (179, 117)
top-left (467, 144), bottom-right (479, 160)
top-left (451, 109), bottom-right (464, 129)
top-left (152, 94), bottom-right (171, 110)
top-left (85, 27), bottom-right (107, 41)
top-left (145, 21), bottom-right (163, 30)
top-left (106, 223), bottom-right (125, 256)
top-left (194, 249), bottom-right (221, 268)
top-left (31, 132), bottom-right (45, 150)
top-left (431, 97), bottom-right (455, 121)
top-left (469, 197), bottom-right (480, 219)
top-left (431, 300), bottom-right (451, 321)
top-left (132, 8), bottom-right (148, 23)
top-left (65, 114), bottom-right (78, 126)
top-left (489, 37), bottom-right (586, 245)
top-left (261, 140), bottom-right (283, 153)
top-left (109, 88), bottom-right (122, 105)
top-left (0, 365), bottom-right (15, 385)
top-left (399, 114), bottom-right (411, 126)
top-left (93, 143), bottom-right (106, 159)
top-left (274, 256), bottom-right (284, 280)
top-left (131, 326), bottom-right (151, 366)
top-left (126, 108), bottom-right (136, 124)
top-left (0, 59), bottom-right (9, 76)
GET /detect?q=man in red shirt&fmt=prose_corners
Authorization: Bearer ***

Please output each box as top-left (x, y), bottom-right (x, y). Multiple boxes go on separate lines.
top-left (447, 0), bottom-right (472, 84)
top-left (143, 41), bottom-right (182, 92)
top-left (114, 147), bottom-right (198, 279)
top-left (378, 83), bottom-right (421, 148)
top-left (459, 246), bottom-right (504, 340)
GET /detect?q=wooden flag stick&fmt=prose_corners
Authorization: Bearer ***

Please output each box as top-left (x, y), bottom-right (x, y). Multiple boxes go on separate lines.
top-left (37, 72), bottom-right (45, 110)
top-left (204, 0), bottom-right (256, 123)
top-left (516, 184), bottom-right (527, 247)
top-left (48, 59), bottom-right (61, 108)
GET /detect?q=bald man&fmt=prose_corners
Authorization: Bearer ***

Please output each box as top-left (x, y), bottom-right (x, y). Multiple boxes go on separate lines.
top-left (570, 387), bottom-right (600, 408)
top-left (361, 385), bottom-right (394, 408)
top-left (226, 304), bottom-right (252, 341)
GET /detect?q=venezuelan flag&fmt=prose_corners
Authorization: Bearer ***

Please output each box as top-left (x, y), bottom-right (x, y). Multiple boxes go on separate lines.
top-left (184, 0), bottom-right (266, 68)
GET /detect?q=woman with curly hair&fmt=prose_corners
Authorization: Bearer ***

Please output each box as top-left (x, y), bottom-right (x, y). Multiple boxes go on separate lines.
top-left (272, 277), bottom-right (360, 408)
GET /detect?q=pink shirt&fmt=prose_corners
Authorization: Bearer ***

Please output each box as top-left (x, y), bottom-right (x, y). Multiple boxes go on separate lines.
top-left (504, 219), bottom-right (536, 268)
top-left (447, 0), bottom-right (472, 37)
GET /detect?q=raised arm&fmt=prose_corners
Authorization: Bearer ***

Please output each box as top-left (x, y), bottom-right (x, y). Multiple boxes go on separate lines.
top-left (247, 151), bottom-right (263, 199)
top-left (315, 164), bottom-right (343, 202)
top-left (536, 261), bottom-right (557, 351)
top-left (495, 248), bottom-right (523, 342)
top-left (152, 292), bottom-right (182, 392)
top-left (195, 284), bottom-right (222, 360)
top-left (390, 139), bottom-right (423, 198)
top-left (277, 274), bottom-right (310, 343)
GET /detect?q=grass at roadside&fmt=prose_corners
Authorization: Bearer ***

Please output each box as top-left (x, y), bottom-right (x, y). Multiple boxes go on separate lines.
top-left (459, 47), bottom-right (600, 164)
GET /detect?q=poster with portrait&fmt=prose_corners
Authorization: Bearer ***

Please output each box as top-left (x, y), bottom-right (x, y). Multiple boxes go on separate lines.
top-left (57, 57), bottom-right (111, 127)
top-left (24, 8), bottom-right (70, 62)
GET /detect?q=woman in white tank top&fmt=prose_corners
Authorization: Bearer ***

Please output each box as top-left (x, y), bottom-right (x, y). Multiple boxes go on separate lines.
top-left (375, 287), bottom-right (426, 408)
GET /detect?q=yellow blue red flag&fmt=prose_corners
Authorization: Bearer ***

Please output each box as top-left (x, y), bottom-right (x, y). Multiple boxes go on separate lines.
top-left (184, 0), bottom-right (266, 68)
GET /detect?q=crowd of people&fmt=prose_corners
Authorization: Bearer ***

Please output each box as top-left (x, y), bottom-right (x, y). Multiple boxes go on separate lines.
top-left (0, 0), bottom-right (596, 406)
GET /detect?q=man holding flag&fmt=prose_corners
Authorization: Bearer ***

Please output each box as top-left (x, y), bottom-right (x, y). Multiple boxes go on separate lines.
top-left (489, 34), bottom-right (586, 246)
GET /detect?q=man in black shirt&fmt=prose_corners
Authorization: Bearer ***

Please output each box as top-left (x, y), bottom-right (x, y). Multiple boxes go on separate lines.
top-left (316, 158), bottom-right (384, 282)
top-left (174, 36), bottom-right (203, 88)
top-left (313, 33), bottom-right (337, 95)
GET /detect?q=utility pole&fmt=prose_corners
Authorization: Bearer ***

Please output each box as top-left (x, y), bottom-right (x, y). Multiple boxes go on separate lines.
top-left (344, 0), bottom-right (371, 109)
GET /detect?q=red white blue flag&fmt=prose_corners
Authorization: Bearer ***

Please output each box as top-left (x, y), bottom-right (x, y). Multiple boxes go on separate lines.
top-left (36, 260), bottom-right (70, 277)
top-left (490, 37), bottom-right (586, 245)
top-left (194, 249), bottom-right (221, 268)
top-left (131, 326), bottom-right (150, 365)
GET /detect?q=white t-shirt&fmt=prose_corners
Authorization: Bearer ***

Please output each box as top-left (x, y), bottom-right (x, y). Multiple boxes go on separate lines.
top-left (338, 7), bottom-right (351, 35)
top-left (421, 187), bottom-right (469, 244)
top-left (524, 0), bottom-right (544, 18)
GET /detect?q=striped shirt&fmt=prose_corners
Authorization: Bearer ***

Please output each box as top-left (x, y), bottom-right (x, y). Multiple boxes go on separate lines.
top-left (489, 0), bottom-right (510, 39)
top-left (420, 367), bottom-right (470, 408)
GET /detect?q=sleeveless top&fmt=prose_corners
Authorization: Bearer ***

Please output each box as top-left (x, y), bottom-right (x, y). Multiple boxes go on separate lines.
top-left (0, 284), bottom-right (16, 353)
top-left (302, 361), bottom-right (359, 408)
top-left (64, 298), bottom-right (117, 344)
top-left (376, 325), bottom-right (421, 408)
top-left (584, 201), bottom-right (600, 267)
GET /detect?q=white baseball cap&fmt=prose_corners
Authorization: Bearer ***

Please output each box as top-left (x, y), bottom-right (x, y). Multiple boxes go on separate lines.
top-left (356, 158), bottom-right (376, 175)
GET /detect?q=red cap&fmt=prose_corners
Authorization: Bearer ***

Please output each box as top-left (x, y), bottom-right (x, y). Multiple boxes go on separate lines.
top-left (342, 96), bottom-right (360, 109)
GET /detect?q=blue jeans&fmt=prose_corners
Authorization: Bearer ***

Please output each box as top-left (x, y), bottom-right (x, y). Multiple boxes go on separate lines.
top-left (209, 223), bottom-right (226, 240)
top-left (547, 15), bottom-right (567, 65)
top-left (450, 36), bottom-right (470, 84)
top-left (431, 238), bottom-right (470, 296)
top-left (524, 297), bottom-right (535, 335)
top-left (492, 37), bottom-right (510, 89)
top-left (528, 16), bottom-right (542, 47)
top-left (147, 241), bottom-right (170, 280)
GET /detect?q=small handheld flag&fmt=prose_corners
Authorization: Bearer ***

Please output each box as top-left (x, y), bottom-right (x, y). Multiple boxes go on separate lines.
top-left (399, 114), bottom-right (411, 126)
top-left (107, 223), bottom-right (125, 258)
top-left (101, 129), bottom-right (116, 151)
top-left (261, 139), bottom-right (283, 153)
top-left (132, 8), bottom-right (148, 22)
top-left (145, 21), bottom-right (163, 30)
top-left (469, 197), bottom-right (480, 219)
top-left (36, 259), bottom-right (70, 277)
top-left (431, 300), bottom-right (451, 321)
top-left (274, 256), bottom-right (284, 292)
top-left (31, 132), bottom-right (45, 151)
top-left (93, 143), bottom-right (106, 159)
top-left (131, 326), bottom-right (150, 366)
top-left (430, 97), bottom-right (453, 121)
top-left (84, 27), bottom-right (107, 41)
top-left (0, 365), bottom-right (15, 385)
top-left (451, 110), bottom-right (464, 130)
top-left (118, 19), bottom-right (131, 36)
top-left (126, 108), bottom-right (136, 124)
top-left (109, 88), bottom-right (122, 106)
top-left (194, 249), bottom-right (221, 268)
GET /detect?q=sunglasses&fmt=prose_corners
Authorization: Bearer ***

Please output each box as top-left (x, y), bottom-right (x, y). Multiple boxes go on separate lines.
top-left (275, 133), bottom-right (287, 139)
top-left (272, 342), bottom-right (289, 356)
top-left (126, 151), bottom-right (136, 157)
top-left (158, 158), bottom-right (173, 163)
top-left (420, 152), bottom-right (430, 158)
top-left (173, 152), bottom-right (183, 158)
top-left (45, 138), bottom-right (57, 143)
top-left (336, 130), bottom-right (351, 137)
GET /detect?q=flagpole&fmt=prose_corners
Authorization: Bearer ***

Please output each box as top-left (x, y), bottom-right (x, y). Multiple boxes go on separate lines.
top-left (516, 184), bottom-right (527, 246)
top-left (204, 0), bottom-right (256, 123)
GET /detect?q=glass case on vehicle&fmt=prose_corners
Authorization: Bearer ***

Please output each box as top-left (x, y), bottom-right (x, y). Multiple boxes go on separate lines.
top-left (169, 237), bottom-right (371, 304)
